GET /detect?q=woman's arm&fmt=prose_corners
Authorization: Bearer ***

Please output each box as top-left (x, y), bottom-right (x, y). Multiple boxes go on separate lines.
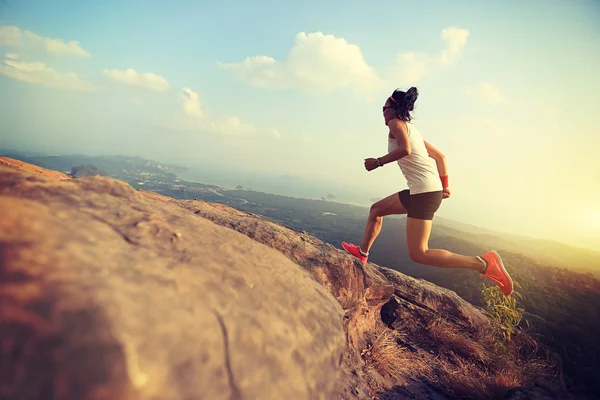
top-left (424, 140), bottom-right (448, 177)
top-left (364, 120), bottom-right (411, 171)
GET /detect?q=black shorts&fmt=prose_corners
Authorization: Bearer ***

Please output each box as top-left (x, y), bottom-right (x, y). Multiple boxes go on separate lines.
top-left (398, 189), bottom-right (443, 220)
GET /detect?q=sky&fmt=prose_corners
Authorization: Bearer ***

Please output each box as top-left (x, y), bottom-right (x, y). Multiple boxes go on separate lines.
top-left (1, 0), bottom-right (599, 250)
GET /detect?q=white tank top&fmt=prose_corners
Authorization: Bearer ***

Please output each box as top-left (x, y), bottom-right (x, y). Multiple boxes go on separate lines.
top-left (388, 122), bottom-right (442, 194)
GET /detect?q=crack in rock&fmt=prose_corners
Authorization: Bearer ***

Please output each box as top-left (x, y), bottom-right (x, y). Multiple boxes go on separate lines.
top-left (213, 311), bottom-right (242, 400)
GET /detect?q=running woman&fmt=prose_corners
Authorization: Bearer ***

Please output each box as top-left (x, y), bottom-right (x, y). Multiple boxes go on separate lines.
top-left (342, 87), bottom-right (514, 296)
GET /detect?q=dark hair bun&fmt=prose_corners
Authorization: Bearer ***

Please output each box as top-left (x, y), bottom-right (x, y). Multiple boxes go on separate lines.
top-left (405, 87), bottom-right (419, 111)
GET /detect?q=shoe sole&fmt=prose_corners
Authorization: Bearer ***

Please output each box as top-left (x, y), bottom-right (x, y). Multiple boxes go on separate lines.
top-left (491, 250), bottom-right (513, 296)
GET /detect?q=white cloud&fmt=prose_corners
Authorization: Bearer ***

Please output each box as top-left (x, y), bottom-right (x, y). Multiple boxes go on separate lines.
top-left (179, 87), bottom-right (204, 118)
top-left (171, 87), bottom-right (279, 139)
top-left (0, 25), bottom-right (90, 57)
top-left (393, 52), bottom-right (429, 85)
top-left (218, 31), bottom-right (383, 94)
top-left (439, 28), bottom-right (470, 65)
top-left (0, 57), bottom-right (97, 92)
top-left (221, 28), bottom-right (471, 93)
top-left (465, 82), bottom-right (505, 104)
top-left (390, 27), bottom-right (470, 85)
top-left (130, 98), bottom-right (143, 106)
top-left (5, 53), bottom-right (18, 59)
top-left (103, 68), bottom-right (171, 92)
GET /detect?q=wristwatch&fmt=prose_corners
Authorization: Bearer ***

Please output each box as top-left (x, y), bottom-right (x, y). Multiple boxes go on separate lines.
top-left (376, 158), bottom-right (383, 167)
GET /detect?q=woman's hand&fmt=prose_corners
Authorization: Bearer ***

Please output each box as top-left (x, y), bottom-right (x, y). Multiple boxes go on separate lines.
top-left (443, 187), bottom-right (451, 199)
top-left (364, 158), bottom-right (380, 171)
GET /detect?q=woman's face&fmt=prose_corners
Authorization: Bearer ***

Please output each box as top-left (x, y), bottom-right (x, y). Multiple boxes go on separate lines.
top-left (382, 100), bottom-right (395, 124)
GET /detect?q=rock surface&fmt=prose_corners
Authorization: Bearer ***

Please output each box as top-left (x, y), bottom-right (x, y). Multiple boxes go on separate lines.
top-left (0, 158), bottom-right (345, 400)
top-left (0, 157), bottom-right (565, 400)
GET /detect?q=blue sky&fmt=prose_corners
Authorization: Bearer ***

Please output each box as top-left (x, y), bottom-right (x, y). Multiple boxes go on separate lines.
top-left (1, 0), bottom-right (599, 250)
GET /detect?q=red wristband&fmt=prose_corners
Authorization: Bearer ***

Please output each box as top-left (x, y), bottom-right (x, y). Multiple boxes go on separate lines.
top-left (440, 175), bottom-right (448, 189)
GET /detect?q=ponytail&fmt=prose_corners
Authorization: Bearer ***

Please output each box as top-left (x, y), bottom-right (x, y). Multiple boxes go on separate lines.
top-left (389, 87), bottom-right (419, 122)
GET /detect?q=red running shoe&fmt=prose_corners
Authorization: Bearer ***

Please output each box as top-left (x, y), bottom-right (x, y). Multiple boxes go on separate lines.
top-left (342, 242), bottom-right (368, 264)
top-left (481, 250), bottom-right (514, 296)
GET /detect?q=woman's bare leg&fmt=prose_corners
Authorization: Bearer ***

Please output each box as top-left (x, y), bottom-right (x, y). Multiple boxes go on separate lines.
top-left (405, 217), bottom-right (485, 271)
top-left (360, 192), bottom-right (408, 253)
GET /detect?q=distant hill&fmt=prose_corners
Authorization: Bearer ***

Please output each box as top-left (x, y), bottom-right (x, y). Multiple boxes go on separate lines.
top-left (0, 152), bottom-right (188, 177)
top-left (71, 163), bottom-right (108, 177)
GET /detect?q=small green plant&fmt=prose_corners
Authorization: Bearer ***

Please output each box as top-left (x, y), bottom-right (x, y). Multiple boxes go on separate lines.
top-left (481, 282), bottom-right (525, 343)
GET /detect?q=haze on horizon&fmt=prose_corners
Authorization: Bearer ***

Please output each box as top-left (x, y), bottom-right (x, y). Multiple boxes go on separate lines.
top-left (1, 0), bottom-right (599, 251)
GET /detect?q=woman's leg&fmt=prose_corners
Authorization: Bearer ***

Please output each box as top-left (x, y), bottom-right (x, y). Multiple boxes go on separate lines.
top-left (405, 217), bottom-right (485, 271)
top-left (342, 192), bottom-right (407, 263)
top-left (360, 192), bottom-right (408, 253)
top-left (405, 216), bottom-right (514, 295)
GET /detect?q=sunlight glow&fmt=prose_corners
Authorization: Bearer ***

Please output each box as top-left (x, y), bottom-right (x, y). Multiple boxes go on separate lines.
top-left (588, 210), bottom-right (600, 228)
